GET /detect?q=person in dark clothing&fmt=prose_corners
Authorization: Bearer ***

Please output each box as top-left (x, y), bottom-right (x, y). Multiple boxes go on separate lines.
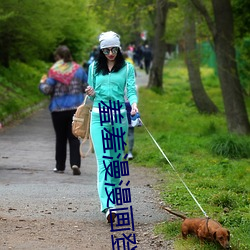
top-left (84, 46), bottom-right (100, 73)
top-left (143, 44), bottom-right (152, 74)
top-left (39, 45), bottom-right (88, 175)
top-left (134, 45), bottom-right (144, 69)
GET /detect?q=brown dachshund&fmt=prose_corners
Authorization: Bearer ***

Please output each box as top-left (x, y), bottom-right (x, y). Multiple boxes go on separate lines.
top-left (162, 207), bottom-right (231, 249)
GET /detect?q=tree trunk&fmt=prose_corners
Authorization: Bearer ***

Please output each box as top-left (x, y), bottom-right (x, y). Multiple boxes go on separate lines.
top-left (147, 0), bottom-right (169, 90)
top-left (184, 4), bottom-right (218, 114)
top-left (212, 0), bottom-right (250, 134)
top-left (191, 0), bottom-right (250, 134)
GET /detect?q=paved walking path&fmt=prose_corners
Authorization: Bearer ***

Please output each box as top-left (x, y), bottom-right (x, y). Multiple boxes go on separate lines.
top-left (0, 70), bottom-right (173, 250)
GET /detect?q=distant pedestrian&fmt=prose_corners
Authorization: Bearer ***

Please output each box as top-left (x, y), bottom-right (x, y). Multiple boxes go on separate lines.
top-left (39, 45), bottom-right (88, 175)
top-left (86, 46), bottom-right (99, 70)
top-left (143, 44), bottom-right (152, 74)
top-left (134, 45), bottom-right (144, 69)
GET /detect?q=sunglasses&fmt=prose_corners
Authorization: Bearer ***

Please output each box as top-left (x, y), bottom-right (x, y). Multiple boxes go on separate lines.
top-left (102, 47), bottom-right (119, 55)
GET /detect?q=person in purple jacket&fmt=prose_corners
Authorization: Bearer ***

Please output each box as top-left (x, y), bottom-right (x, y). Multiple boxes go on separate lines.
top-left (39, 45), bottom-right (88, 175)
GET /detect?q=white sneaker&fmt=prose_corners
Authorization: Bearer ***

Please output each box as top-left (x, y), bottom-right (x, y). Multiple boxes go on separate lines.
top-left (128, 152), bottom-right (133, 160)
top-left (72, 165), bottom-right (81, 175)
top-left (106, 208), bottom-right (116, 223)
top-left (53, 168), bottom-right (64, 173)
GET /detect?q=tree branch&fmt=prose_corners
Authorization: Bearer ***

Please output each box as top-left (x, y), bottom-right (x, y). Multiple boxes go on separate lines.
top-left (190, 0), bottom-right (216, 37)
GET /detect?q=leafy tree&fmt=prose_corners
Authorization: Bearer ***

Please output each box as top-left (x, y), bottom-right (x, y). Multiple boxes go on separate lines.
top-left (0, 0), bottom-right (99, 67)
top-left (148, 0), bottom-right (177, 89)
top-left (183, 1), bottom-right (218, 114)
top-left (164, 1), bottom-right (184, 44)
top-left (232, 0), bottom-right (250, 95)
top-left (91, 0), bottom-right (155, 47)
top-left (190, 0), bottom-right (250, 134)
top-left (232, 0), bottom-right (250, 40)
top-left (0, 0), bottom-right (57, 66)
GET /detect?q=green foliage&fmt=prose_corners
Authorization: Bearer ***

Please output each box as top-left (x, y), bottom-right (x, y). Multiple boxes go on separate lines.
top-left (0, 60), bottom-right (49, 122)
top-left (164, 0), bottom-right (213, 45)
top-left (165, 3), bottom-right (184, 44)
top-left (210, 191), bottom-right (238, 209)
top-left (132, 58), bottom-right (250, 249)
top-left (236, 37), bottom-right (250, 95)
top-left (92, 0), bottom-right (155, 45)
top-left (0, 0), bottom-right (100, 66)
top-left (210, 134), bottom-right (250, 159)
top-left (232, 0), bottom-right (250, 39)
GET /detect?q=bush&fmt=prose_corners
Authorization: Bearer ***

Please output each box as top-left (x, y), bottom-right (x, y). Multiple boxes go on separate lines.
top-left (0, 60), bottom-right (49, 123)
top-left (210, 135), bottom-right (250, 159)
top-left (210, 191), bottom-right (237, 209)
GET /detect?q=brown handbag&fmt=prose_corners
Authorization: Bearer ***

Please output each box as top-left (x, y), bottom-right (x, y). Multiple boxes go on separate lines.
top-left (72, 95), bottom-right (94, 158)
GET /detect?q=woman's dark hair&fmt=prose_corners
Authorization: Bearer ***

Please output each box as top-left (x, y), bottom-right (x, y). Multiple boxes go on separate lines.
top-left (95, 48), bottom-right (126, 75)
top-left (54, 45), bottom-right (73, 63)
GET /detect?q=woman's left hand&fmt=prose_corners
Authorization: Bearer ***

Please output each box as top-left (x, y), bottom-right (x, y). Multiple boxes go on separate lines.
top-left (131, 103), bottom-right (138, 116)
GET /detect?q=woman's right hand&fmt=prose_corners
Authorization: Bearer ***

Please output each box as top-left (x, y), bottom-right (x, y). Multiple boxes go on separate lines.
top-left (131, 103), bottom-right (138, 116)
top-left (85, 86), bottom-right (95, 97)
top-left (40, 74), bottom-right (47, 83)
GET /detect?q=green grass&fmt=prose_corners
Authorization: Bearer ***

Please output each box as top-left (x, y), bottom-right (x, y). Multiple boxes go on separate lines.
top-left (131, 58), bottom-right (250, 250)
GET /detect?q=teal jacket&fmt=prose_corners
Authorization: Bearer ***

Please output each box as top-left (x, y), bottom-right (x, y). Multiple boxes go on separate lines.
top-left (87, 62), bottom-right (138, 109)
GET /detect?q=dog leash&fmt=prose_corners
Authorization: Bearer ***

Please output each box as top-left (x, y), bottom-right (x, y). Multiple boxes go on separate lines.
top-left (139, 118), bottom-right (209, 218)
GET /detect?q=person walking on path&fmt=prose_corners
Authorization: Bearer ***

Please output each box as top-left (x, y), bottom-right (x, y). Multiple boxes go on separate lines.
top-left (143, 44), bottom-right (153, 75)
top-left (123, 51), bottom-right (138, 160)
top-left (39, 45), bottom-right (88, 175)
top-left (85, 31), bottom-right (138, 222)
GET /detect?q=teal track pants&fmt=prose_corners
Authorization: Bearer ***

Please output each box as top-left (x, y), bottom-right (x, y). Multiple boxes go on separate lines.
top-left (90, 110), bottom-right (128, 212)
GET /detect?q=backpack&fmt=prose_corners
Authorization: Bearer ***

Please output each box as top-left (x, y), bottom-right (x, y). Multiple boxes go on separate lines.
top-left (72, 95), bottom-right (93, 158)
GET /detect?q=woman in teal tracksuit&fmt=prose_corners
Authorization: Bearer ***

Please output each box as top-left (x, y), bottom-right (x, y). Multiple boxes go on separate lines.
top-left (86, 31), bottom-right (138, 223)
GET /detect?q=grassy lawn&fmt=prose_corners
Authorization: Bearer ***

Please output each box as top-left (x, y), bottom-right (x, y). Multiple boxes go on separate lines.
top-left (131, 58), bottom-right (250, 250)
